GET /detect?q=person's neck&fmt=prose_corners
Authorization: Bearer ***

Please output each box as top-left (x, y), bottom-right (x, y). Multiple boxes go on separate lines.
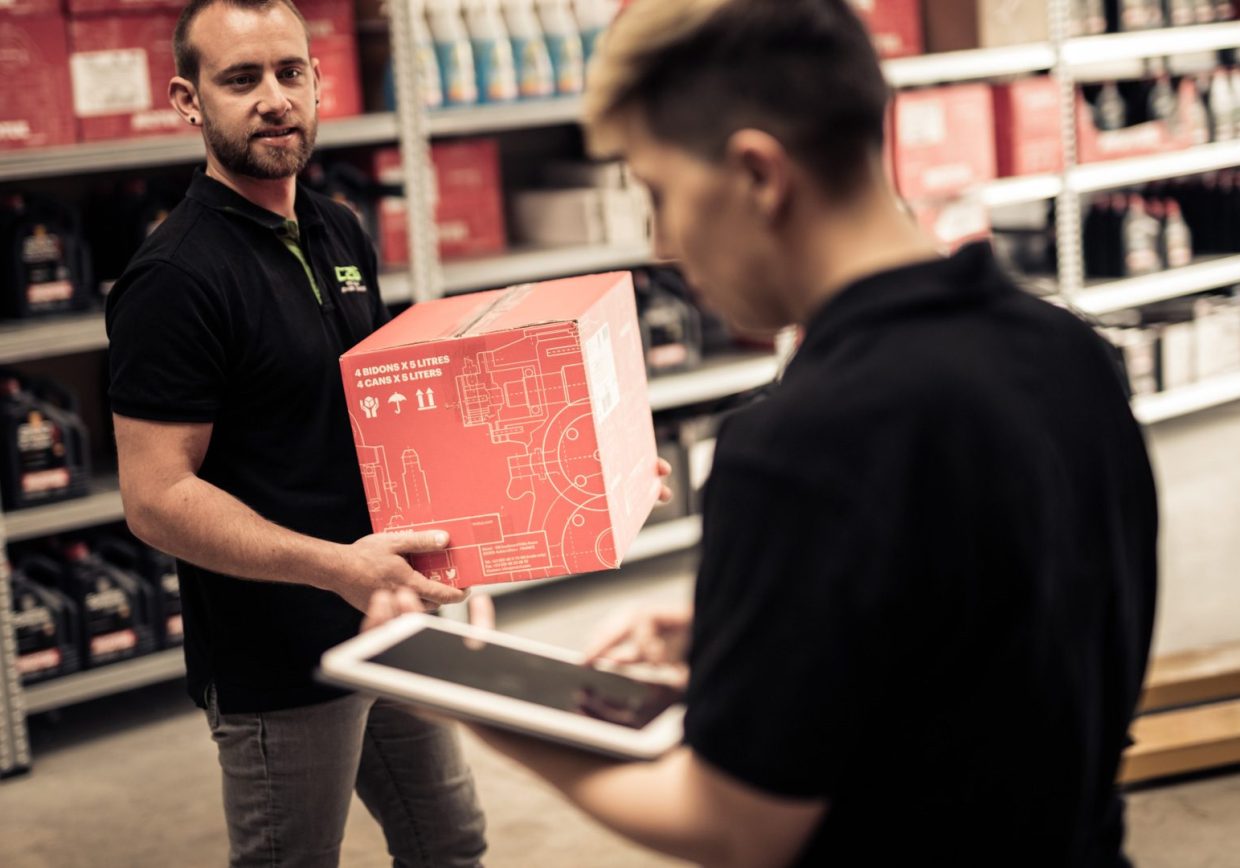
top-left (205, 156), bottom-right (298, 221)
top-left (789, 187), bottom-right (943, 324)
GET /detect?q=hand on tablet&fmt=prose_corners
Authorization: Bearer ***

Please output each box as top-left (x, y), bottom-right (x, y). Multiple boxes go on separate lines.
top-left (334, 530), bottom-right (468, 614)
top-left (584, 604), bottom-right (693, 690)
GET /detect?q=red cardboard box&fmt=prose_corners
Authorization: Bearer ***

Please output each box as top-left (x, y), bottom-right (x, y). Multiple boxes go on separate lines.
top-left (374, 139), bottom-right (506, 265)
top-left (892, 84), bottom-right (996, 201)
top-left (0, 15), bottom-right (75, 150)
top-left (68, 12), bottom-right (188, 141)
top-left (993, 76), bottom-right (1063, 177)
top-left (341, 272), bottom-right (660, 588)
top-left (1076, 79), bottom-right (1201, 164)
top-left (0, 1), bottom-right (62, 16)
top-left (65, 1), bottom-right (183, 12)
top-left (847, 0), bottom-right (923, 59)
top-left (299, 0), bottom-right (362, 119)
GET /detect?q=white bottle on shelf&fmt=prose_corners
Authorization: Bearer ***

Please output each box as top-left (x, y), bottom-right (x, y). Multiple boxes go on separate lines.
top-left (573, 0), bottom-right (615, 62)
top-left (427, 0), bottom-right (480, 106)
top-left (536, 0), bottom-right (585, 96)
top-left (411, 0), bottom-right (445, 109)
top-left (464, 0), bottom-right (519, 103)
top-left (1209, 68), bottom-right (1235, 142)
top-left (502, 0), bottom-right (555, 99)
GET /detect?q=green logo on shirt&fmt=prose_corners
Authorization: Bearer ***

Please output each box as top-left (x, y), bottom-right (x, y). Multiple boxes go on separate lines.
top-left (335, 265), bottom-right (367, 294)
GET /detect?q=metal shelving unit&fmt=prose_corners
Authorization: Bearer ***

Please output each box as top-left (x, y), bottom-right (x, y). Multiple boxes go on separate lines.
top-left (648, 352), bottom-right (779, 413)
top-left (1075, 255), bottom-right (1240, 316)
top-left (1070, 140), bottom-right (1240, 193)
top-left (883, 42), bottom-right (1056, 88)
top-left (1133, 371), bottom-right (1240, 424)
top-left (2, 476), bottom-right (124, 545)
top-left (0, 113), bottom-right (399, 182)
top-left (1062, 20), bottom-right (1240, 68)
top-left (428, 97), bottom-right (584, 137)
top-left (0, 312), bottom-right (108, 365)
top-left (441, 243), bottom-right (653, 295)
top-left (22, 649), bottom-right (186, 717)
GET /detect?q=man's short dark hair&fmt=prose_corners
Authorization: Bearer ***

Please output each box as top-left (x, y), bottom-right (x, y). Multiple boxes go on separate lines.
top-left (174, 0), bottom-right (311, 83)
top-left (584, 0), bottom-right (890, 197)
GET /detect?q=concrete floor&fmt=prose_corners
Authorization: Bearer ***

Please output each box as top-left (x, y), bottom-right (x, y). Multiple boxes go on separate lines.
top-left (1, 551), bottom-right (1238, 867)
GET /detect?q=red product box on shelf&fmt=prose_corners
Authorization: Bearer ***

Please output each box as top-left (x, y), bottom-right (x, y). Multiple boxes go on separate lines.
top-left (0, 15), bottom-right (75, 150)
top-left (847, 0), bottom-right (923, 59)
top-left (299, 0), bottom-right (362, 120)
top-left (891, 84), bottom-right (996, 201)
top-left (1076, 79), bottom-right (1200, 164)
top-left (374, 139), bottom-right (506, 265)
top-left (993, 76), bottom-right (1064, 177)
top-left (0, 1), bottom-right (62, 16)
top-left (68, 12), bottom-right (189, 142)
top-left (64, 1), bottom-right (183, 12)
top-left (340, 272), bottom-right (661, 588)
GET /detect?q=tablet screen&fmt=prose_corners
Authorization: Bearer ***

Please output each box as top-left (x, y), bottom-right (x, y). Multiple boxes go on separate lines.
top-left (368, 628), bottom-right (683, 729)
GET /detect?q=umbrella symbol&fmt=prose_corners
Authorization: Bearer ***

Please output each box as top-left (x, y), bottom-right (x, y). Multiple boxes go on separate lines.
top-left (388, 392), bottom-right (408, 415)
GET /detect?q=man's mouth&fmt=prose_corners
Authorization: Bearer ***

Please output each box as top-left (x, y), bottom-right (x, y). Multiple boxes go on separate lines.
top-left (252, 126), bottom-right (299, 140)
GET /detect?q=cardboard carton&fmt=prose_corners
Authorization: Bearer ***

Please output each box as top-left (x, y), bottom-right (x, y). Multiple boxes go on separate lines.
top-left (341, 271), bottom-right (660, 588)
top-left (374, 139), bottom-right (506, 265)
top-left (68, 12), bottom-right (188, 141)
top-left (0, 1), bottom-right (63, 15)
top-left (299, 0), bottom-right (362, 120)
top-left (924, 0), bottom-right (1048, 52)
top-left (846, 0), bottom-right (923, 59)
top-left (891, 84), bottom-right (996, 201)
top-left (993, 76), bottom-right (1064, 177)
top-left (0, 14), bottom-right (75, 150)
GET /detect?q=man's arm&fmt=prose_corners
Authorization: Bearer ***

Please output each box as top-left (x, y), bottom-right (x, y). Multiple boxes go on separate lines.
top-left (475, 734), bottom-right (825, 868)
top-left (115, 414), bottom-right (465, 610)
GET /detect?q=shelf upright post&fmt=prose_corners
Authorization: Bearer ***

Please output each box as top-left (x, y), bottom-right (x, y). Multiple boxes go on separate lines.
top-left (388, 0), bottom-right (444, 304)
top-left (0, 526), bottom-right (32, 778)
top-left (1051, 0), bottom-right (1085, 303)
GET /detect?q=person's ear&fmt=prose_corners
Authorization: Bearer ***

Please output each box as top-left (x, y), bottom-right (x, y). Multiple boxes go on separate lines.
top-left (726, 129), bottom-right (792, 224)
top-left (170, 76), bottom-right (201, 127)
top-left (312, 57), bottom-right (323, 109)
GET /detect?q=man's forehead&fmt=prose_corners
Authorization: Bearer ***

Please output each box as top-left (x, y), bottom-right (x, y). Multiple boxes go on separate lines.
top-left (191, 3), bottom-right (310, 70)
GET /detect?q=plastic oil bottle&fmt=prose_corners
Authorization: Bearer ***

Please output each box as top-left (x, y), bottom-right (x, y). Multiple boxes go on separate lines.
top-left (537, 0), bottom-right (585, 95)
top-left (0, 194), bottom-right (90, 319)
top-left (96, 535), bottom-right (183, 649)
top-left (502, 0), bottom-right (555, 99)
top-left (0, 373), bottom-right (90, 511)
top-left (10, 557), bottom-right (81, 684)
top-left (59, 540), bottom-right (158, 668)
top-left (427, 0), bottom-right (480, 107)
top-left (465, 0), bottom-right (519, 103)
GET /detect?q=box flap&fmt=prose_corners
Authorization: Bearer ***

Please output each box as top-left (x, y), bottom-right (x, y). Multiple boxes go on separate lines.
top-left (344, 289), bottom-right (506, 356)
top-left (469, 272), bottom-right (633, 334)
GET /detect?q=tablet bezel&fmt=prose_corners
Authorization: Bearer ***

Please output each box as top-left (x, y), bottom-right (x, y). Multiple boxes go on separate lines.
top-left (319, 613), bottom-right (685, 761)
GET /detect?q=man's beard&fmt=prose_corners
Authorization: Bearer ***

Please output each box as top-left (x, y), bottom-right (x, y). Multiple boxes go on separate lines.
top-left (203, 112), bottom-right (318, 180)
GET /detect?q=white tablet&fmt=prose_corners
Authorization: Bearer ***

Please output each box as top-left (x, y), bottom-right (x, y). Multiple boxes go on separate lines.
top-left (319, 614), bottom-right (685, 761)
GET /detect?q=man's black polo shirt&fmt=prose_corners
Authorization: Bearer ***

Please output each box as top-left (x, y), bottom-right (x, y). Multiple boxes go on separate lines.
top-left (107, 170), bottom-right (389, 713)
top-left (683, 243), bottom-right (1158, 866)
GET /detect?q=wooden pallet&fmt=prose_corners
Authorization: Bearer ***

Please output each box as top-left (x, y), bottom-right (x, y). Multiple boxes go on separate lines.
top-left (1121, 641), bottom-right (1240, 785)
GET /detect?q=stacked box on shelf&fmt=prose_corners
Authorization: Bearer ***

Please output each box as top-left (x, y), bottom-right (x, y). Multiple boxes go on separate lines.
top-left (66, 8), bottom-right (186, 141)
top-left (993, 76), bottom-right (1064, 177)
top-left (0, 1), bottom-right (76, 151)
top-left (298, 0), bottom-right (363, 120)
top-left (374, 138), bottom-right (506, 266)
top-left (1076, 78), bottom-right (1205, 164)
top-left (846, 0), bottom-right (922, 59)
top-left (923, 0), bottom-right (1049, 52)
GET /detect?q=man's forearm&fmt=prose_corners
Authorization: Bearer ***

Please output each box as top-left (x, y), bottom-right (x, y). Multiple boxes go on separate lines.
top-left (123, 471), bottom-right (345, 593)
top-left (476, 734), bottom-right (768, 867)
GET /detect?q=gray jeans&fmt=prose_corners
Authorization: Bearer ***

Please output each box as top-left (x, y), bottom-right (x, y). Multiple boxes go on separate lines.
top-left (205, 685), bottom-right (487, 868)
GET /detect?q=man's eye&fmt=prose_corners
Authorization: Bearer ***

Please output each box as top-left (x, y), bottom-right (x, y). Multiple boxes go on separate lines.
top-left (280, 68), bottom-right (303, 80)
top-left (229, 75), bottom-right (254, 87)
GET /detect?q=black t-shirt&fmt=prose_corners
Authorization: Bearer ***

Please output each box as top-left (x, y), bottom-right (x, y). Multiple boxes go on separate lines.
top-left (106, 170), bottom-right (390, 713)
top-left (683, 244), bottom-right (1157, 867)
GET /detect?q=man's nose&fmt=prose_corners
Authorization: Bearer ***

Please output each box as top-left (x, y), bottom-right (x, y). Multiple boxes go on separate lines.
top-left (255, 74), bottom-right (293, 118)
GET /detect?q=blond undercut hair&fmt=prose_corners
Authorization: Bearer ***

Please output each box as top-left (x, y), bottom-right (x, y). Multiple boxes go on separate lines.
top-left (583, 0), bottom-right (891, 195)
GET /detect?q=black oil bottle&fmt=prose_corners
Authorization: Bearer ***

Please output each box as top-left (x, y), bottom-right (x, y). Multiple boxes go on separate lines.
top-left (58, 540), bottom-right (158, 668)
top-left (10, 556), bottom-right (82, 684)
top-left (0, 373), bottom-right (90, 511)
